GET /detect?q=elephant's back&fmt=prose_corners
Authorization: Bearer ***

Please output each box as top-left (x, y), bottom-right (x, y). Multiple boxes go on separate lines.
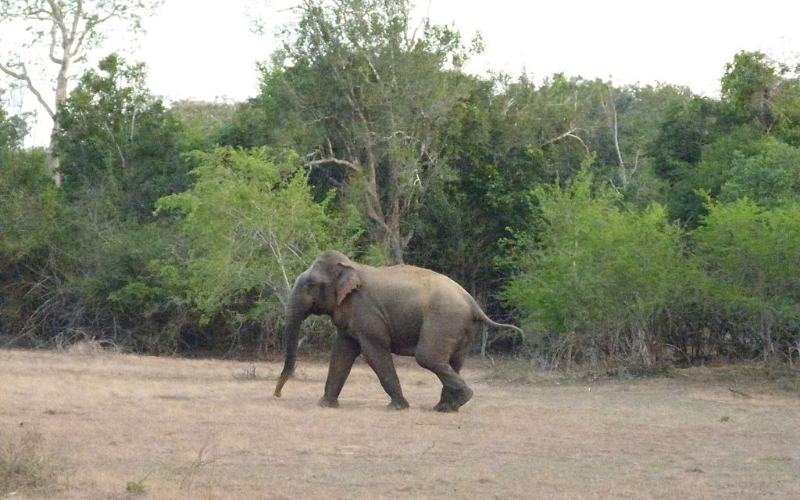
top-left (360, 264), bottom-right (469, 313)
top-left (361, 265), bottom-right (433, 300)
top-left (385, 266), bottom-right (475, 313)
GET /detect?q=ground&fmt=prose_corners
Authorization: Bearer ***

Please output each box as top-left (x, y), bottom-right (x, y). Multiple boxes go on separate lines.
top-left (1, 348), bottom-right (798, 499)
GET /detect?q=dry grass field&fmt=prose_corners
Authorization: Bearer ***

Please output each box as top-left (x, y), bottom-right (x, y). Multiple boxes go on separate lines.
top-left (1, 347), bottom-right (799, 500)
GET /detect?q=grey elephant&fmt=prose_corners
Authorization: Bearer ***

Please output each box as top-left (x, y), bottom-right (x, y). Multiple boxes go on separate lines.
top-left (273, 250), bottom-right (522, 412)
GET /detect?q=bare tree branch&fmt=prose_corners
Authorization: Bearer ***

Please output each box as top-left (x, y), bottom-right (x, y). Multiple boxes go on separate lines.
top-left (0, 61), bottom-right (55, 118)
top-left (48, 23), bottom-right (64, 63)
top-left (608, 84), bottom-right (625, 169)
top-left (45, 0), bottom-right (68, 38)
top-left (305, 157), bottom-right (361, 172)
top-left (606, 83), bottom-right (629, 188)
top-left (540, 128), bottom-right (577, 148)
top-left (70, 0), bottom-right (85, 41)
top-left (73, 8), bottom-right (118, 57)
top-left (363, 53), bottom-right (381, 83)
top-left (540, 127), bottom-right (591, 155)
top-left (631, 149), bottom-right (641, 178)
top-left (102, 121), bottom-right (127, 170)
top-left (407, 0), bottom-right (431, 49)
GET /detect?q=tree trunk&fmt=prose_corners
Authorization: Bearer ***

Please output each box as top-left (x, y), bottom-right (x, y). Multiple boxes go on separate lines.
top-left (48, 123), bottom-right (62, 187)
top-left (367, 218), bottom-right (405, 265)
top-left (363, 160), bottom-right (406, 264)
top-left (384, 218), bottom-right (405, 265)
top-left (47, 57), bottom-right (72, 187)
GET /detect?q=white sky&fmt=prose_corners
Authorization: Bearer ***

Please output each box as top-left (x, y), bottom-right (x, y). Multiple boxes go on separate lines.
top-left (5, 0), bottom-right (800, 145)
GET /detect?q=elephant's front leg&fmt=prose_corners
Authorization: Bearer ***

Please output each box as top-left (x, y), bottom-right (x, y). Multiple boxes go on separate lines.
top-left (319, 334), bottom-right (361, 408)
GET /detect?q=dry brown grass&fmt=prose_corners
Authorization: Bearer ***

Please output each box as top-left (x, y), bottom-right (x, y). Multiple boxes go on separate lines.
top-left (0, 428), bottom-right (63, 496)
top-left (1, 348), bottom-right (798, 499)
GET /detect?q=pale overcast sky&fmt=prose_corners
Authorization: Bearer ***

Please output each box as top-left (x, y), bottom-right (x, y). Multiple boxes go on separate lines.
top-left (6, 0), bottom-right (800, 145)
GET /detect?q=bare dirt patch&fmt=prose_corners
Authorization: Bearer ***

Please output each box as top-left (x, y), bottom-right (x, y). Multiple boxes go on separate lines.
top-left (1, 349), bottom-right (798, 499)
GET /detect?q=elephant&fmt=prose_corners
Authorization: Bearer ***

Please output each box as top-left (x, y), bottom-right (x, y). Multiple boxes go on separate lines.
top-left (273, 250), bottom-right (523, 412)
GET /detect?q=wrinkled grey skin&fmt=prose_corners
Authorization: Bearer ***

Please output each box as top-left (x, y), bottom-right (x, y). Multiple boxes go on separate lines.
top-left (274, 251), bottom-right (523, 412)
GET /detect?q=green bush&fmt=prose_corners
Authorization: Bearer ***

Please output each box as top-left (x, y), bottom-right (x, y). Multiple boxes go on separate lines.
top-left (154, 146), bottom-right (364, 352)
top-left (0, 149), bottom-right (63, 261)
top-left (0, 149), bottom-right (70, 346)
top-left (693, 198), bottom-right (800, 361)
top-left (503, 170), bottom-right (693, 367)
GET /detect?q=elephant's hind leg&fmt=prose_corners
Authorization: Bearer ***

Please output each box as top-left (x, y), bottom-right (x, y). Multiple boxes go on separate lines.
top-left (428, 365), bottom-right (473, 412)
top-left (416, 333), bottom-right (473, 413)
top-left (449, 344), bottom-right (468, 374)
top-left (434, 344), bottom-right (472, 411)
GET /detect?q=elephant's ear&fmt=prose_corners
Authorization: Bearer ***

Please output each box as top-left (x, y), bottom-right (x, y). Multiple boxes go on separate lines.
top-left (336, 263), bottom-right (361, 305)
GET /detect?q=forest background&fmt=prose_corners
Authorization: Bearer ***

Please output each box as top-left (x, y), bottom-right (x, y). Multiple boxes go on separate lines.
top-left (3, 0), bottom-right (800, 370)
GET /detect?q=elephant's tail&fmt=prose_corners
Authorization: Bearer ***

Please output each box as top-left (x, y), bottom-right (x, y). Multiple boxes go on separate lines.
top-left (472, 302), bottom-right (524, 337)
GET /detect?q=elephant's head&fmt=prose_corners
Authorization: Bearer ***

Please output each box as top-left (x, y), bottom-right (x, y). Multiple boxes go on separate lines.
top-left (274, 251), bottom-right (361, 397)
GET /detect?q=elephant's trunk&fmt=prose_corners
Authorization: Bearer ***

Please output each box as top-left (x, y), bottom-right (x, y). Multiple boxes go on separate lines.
top-left (274, 302), bottom-right (307, 397)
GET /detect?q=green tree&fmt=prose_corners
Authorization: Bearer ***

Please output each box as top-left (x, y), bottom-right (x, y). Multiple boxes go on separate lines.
top-left (410, 75), bottom-right (680, 292)
top-left (719, 138), bottom-right (800, 206)
top-left (600, 83), bottom-right (692, 206)
top-left (252, 0), bottom-right (479, 263)
top-left (409, 73), bottom-right (600, 294)
top-left (666, 125), bottom-right (763, 225)
top-left (170, 99), bottom-right (235, 153)
top-left (650, 94), bottom-right (722, 223)
top-left (54, 54), bottom-right (189, 218)
top-left (651, 95), bottom-right (719, 184)
top-left (0, 98), bottom-right (27, 157)
top-left (720, 51), bottom-right (800, 140)
top-left (649, 51), bottom-right (800, 224)
top-left (217, 98), bottom-right (273, 150)
top-left (658, 52), bottom-right (800, 226)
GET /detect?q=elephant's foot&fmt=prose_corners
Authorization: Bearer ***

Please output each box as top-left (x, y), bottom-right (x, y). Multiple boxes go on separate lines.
top-left (318, 396), bottom-right (340, 408)
top-left (457, 386), bottom-right (474, 407)
top-left (434, 401), bottom-right (458, 413)
top-left (434, 386), bottom-right (473, 413)
top-left (387, 398), bottom-right (410, 410)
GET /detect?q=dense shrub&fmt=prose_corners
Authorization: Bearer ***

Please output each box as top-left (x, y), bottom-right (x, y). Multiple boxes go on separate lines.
top-left (0, 149), bottom-right (71, 346)
top-left (153, 146), bottom-right (364, 353)
top-left (693, 199), bottom-right (800, 361)
top-left (503, 170), bottom-right (693, 367)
